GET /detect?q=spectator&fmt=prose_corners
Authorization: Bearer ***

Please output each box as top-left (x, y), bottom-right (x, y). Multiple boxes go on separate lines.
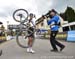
top-left (46, 9), bottom-right (65, 52)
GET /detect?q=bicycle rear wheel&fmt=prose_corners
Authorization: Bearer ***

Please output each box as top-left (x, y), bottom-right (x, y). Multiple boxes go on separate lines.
top-left (16, 30), bottom-right (28, 48)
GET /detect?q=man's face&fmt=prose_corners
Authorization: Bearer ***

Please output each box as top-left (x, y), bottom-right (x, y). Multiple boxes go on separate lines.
top-left (30, 15), bottom-right (33, 19)
top-left (50, 12), bottom-right (56, 17)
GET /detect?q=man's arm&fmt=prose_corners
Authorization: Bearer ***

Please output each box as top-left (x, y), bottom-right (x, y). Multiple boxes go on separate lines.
top-left (47, 16), bottom-right (58, 25)
top-left (44, 16), bottom-right (51, 25)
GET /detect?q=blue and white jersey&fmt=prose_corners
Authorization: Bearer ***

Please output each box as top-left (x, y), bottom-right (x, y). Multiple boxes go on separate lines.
top-left (47, 15), bottom-right (60, 31)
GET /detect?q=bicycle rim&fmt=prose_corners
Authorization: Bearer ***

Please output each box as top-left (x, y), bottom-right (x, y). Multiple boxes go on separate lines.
top-left (16, 31), bottom-right (28, 48)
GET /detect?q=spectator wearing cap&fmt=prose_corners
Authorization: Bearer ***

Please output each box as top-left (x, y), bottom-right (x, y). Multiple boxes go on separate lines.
top-left (46, 9), bottom-right (65, 52)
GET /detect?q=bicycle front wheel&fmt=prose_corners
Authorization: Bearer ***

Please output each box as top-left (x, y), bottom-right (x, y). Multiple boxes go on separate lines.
top-left (13, 9), bottom-right (28, 22)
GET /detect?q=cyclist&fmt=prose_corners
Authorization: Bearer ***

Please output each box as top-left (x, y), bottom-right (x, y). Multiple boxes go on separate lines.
top-left (27, 13), bottom-right (36, 53)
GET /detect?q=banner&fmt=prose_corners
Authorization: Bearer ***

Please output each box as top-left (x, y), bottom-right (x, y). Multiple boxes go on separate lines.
top-left (67, 31), bottom-right (75, 41)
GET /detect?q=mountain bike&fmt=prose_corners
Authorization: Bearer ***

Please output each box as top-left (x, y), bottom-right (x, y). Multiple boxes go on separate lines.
top-left (13, 9), bottom-right (35, 48)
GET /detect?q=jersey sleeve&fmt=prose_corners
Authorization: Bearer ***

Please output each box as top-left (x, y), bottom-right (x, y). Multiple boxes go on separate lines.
top-left (47, 16), bottom-right (59, 25)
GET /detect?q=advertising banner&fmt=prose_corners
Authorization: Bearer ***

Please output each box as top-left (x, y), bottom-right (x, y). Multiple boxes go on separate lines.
top-left (67, 31), bottom-right (75, 41)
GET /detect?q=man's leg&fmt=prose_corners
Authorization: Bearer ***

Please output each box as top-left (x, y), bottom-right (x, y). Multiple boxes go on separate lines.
top-left (32, 31), bottom-right (35, 45)
top-left (52, 31), bottom-right (65, 51)
top-left (27, 36), bottom-right (35, 53)
top-left (50, 31), bottom-right (58, 51)
top-left (54, 40), bottom-right (65, 51)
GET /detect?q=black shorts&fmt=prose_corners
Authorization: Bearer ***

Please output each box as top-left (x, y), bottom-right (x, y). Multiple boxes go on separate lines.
top-left (28, 27), bottom-right (34, 37)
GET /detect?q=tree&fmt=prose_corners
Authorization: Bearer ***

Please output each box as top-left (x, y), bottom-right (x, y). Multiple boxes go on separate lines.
top-left (60, 6), bottom-right (75, 22)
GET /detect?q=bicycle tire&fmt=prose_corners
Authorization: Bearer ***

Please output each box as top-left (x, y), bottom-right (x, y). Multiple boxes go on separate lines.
top-left (16, 31), bottom-right (28, 48)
